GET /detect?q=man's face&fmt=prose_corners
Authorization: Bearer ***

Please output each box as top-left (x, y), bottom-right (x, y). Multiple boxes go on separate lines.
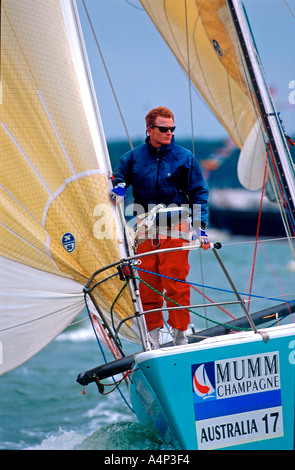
top-left (147, 117), bottom-right (175, 148)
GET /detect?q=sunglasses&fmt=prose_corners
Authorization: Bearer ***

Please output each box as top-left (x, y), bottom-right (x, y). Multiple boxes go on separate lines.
top-left (149, 125), bottom-right (176, 133)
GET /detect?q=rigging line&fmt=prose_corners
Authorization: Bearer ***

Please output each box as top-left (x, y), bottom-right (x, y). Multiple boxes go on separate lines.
top-left (110, 282), bottom-right (128, 347)
top-left (84, 296), bottom-right (115, 360)
top-left (88, 272), bottom-right (119, 293)
top-left (225, 0), bottom-right (273, 151)
top-left (124, 0), bottom-right (144, 11)
top-left (84, 296), bottom-right (134, 413)
top-left (135, 275), bottom-right (250, 332)
top-left (283, 0), bottom-right (295, 19)
top-left (136, 267), bottom-right (295, 304)
top-left (246, 151), bottom-right (269, 310)
top-left (190, 283), bottom-right (236, 320)
top-left (184, 0), bottom-right (195, 156)
top-left (268, 166), bottom-right (295, 239)
top-left (97, 370), bottom-right (135, 395)
top-left (229, 1), bottom-right (295, 235)
top-left (220, 235), bottom-right (295, 247)
top-left (88, 309), bottom-right (121, 360)
top-left (217, 0), bottom-right (245, 145)
top-left (259, 241), bottom-right (295, 323)
top-left (82, 0), bottom-right (133, 150)
top-left (198, 248), bottom-right (209, 326)
top-left (266, 147), bottom-right (295, 236)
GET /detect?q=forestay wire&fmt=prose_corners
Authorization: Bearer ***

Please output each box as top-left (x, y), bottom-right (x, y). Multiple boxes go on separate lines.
top-left (81, 0), bottom-right (133, 149)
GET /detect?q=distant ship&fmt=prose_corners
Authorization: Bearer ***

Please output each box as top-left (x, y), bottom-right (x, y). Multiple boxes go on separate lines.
top-left (208, 188), bottom-right (285, 236)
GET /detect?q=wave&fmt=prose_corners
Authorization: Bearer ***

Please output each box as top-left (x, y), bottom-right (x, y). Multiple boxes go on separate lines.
top-left (24, 428), bottom-right (85, 450)
top-left (24, 423), bottom-right (175, 450)
top-left (56, 324), bottom-right (95, 343)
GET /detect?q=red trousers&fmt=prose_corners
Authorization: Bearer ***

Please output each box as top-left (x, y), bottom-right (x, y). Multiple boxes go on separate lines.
top-left (137, 238), bottom-right (190, 331)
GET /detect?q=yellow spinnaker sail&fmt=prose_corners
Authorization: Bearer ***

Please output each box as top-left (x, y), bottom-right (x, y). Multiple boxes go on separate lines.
top-left (0, 0), bottom-right (136, 374)
top-left (139, 0), bottom-right (257, 149)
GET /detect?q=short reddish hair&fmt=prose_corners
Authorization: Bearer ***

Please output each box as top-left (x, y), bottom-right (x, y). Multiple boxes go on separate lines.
top-left (145, 106), bottom-right (174, 128)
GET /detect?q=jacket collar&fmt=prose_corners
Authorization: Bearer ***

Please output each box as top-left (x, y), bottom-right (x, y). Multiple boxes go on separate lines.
top-left (145, 135), bottom-right (175, 154)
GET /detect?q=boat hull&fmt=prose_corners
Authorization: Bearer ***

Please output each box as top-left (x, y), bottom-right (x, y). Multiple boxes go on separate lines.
top-left (130, 323), bottom-right (295, 450)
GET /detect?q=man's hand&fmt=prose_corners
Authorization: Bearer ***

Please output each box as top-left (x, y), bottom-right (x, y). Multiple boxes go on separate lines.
top-left (109, 182), bottom-right (126, 203)
top-left (195, 227), bottom-right (211, 250)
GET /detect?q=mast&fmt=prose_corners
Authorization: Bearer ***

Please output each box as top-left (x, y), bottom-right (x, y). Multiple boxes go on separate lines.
top-left (227, 0), bottom-right (295, 242)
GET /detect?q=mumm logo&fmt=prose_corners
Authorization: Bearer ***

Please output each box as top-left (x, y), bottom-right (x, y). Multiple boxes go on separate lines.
top-left (216, 353), bottom-right (279, 383)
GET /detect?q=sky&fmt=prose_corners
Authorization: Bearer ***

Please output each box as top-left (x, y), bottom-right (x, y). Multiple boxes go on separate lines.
top-left (77, 0), bottom-right (295, 144)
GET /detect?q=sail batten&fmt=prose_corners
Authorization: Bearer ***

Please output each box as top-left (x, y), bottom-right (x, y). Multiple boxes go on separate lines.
top-left (37, 90), bottom-right (78, 177)
top-left (3, 123), bottom-right (54, 195)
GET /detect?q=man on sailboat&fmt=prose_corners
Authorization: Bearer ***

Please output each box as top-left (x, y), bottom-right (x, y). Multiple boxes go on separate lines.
top-left (111, 106), bottom-right (209, 348)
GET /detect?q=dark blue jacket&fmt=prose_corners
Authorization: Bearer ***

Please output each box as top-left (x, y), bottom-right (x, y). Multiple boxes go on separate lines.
top-left (113, 136), bottom-right (209, 227)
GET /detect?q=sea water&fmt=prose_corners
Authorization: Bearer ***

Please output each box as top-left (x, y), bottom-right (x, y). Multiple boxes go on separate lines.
top-left (1, 235), bottom-right (294, 450)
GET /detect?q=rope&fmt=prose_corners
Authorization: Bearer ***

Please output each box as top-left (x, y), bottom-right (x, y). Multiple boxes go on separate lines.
top-left (220, 236), bottom-right (295, 247)
top-left (190, 283), bottom-right (236, 320)
top-left (68, 316), bottom-right (88, 327)
top-left (184, 0), bottom-right (195, 156)
top-left (258, 242), bottom-right (295, 322)
top-left (110, 281), bottom-right (128, 347)
top-left (83, 291), bottom-right (135, 414)
top-left (135, 267), bottom-right (295, 305)
top-left (283, 0), bottom-right (295, 19)
top-left (88, 272), bottom-right (119, 293)
top-left (134, 275), bottom-right (251, 333)
top-left (246, 151), bottom-right (269, 310)
top-left (82, 0), bottom-right (133, 149)
top-left (95, 369), bottom-right (137, 396)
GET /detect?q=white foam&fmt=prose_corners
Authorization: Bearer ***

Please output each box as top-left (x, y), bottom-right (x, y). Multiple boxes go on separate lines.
top-left (24, 428), bottom-right (86, 450)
